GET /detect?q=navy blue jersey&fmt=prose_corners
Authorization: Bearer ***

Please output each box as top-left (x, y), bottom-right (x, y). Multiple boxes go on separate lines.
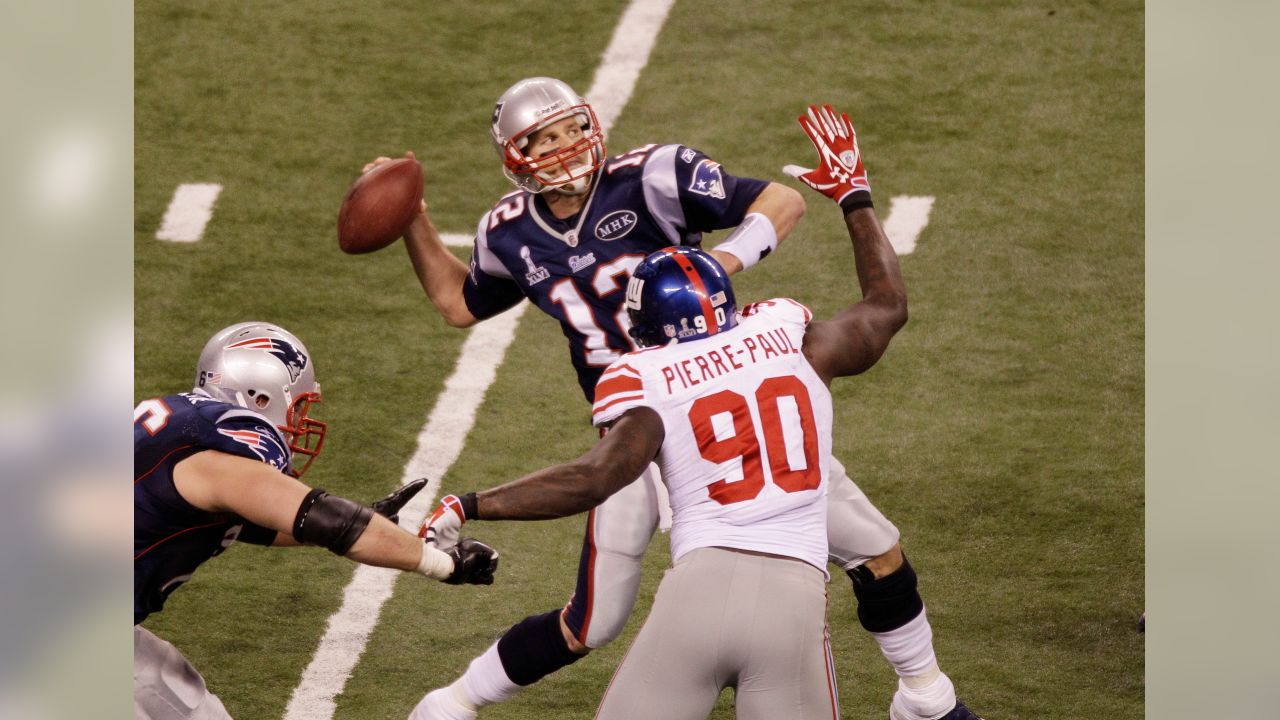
top-left (462, 144), bottom-right (769, 402)
top-left (133, 392), bottom-right (291, 624)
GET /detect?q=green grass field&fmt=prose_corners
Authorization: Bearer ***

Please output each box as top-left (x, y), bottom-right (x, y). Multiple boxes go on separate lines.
top-left (135, 1), bottom-right (1144, 718)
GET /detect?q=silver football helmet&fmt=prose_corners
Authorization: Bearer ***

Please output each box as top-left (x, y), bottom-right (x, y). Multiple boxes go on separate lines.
top-left (490, 77), bottom-right (605, 195)
top-left (193, 321), bottom-right (326, 477)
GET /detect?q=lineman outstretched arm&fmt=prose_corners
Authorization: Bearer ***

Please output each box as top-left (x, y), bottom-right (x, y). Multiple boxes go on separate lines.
top-left (471, 407), bottom-right (665, 521)
top-left (172, 450), bottom-right (497, 583)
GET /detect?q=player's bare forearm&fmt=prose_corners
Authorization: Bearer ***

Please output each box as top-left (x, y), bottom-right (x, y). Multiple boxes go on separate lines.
top-left (344, 513), bottom-right (424, 571)
top-left (402, 212), bottom-right (479, 327)
top-left (803, 207), bottom-right (907, 381)
top-left (846, 207), bottom-right (906, 311)
top-left (748, 182), bottom-right (806, 245)
top-left (708, 249), bottom-right (744, 275)
top-left (475, 408), bottom-right (664, 521)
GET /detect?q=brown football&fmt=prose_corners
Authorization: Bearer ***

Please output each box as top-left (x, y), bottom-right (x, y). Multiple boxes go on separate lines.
top-left (337, 156), bottom-right (424, 254)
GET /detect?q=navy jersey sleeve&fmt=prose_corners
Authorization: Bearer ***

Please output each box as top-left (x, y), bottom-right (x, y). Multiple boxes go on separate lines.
top-left (461, 210), bottom-right (527, 321)
top-left (645, 144), bottom-right (762, 234)
top-left (200, 403), bottom-right (293, 474)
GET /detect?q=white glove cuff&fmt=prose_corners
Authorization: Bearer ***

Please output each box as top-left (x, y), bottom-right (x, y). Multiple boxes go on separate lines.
top-left (415, 543), bottom-right (454, 580)
top-left (713, 213), bottom-right (778, 271)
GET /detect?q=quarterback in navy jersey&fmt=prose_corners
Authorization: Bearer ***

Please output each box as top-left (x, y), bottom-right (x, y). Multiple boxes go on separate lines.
top-left (133, 322), bottom-right (499, 720)
top-left (460, 140), bottom-right (779, 400)
top-left (369, 84), bottom-right (980, 720)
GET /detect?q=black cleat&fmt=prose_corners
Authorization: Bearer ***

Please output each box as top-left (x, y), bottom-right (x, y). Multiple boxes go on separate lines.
top-left (936, 700), bottom-right (984, 720)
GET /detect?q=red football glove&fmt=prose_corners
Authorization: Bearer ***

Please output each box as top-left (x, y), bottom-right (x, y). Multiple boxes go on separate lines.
top-left (783, 104), bottom-right (872, 210)
top-left (418, 493), bottom-right (474, 550)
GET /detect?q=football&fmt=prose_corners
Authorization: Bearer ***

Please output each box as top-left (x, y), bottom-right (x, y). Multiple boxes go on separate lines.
top-left (337, 156), bottom-right (424, 254)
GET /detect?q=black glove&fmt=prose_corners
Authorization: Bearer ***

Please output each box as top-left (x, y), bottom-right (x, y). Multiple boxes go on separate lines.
top-left (369, 478), bottom-right (429, 525)
top-left (444, 538), bottom-right (499, 585)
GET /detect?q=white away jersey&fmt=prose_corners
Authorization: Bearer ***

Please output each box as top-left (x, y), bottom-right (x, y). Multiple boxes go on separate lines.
top-left (591, 299), bottom-right (832, 572)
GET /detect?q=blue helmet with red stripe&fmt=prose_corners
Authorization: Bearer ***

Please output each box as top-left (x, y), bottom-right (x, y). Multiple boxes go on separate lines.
top-left (625, 247), bottom-right (738, 348)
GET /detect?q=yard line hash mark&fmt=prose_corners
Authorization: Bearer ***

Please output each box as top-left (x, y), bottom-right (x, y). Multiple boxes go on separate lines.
top-left (884, 195), bottom-right (935, 255)
top-left (155, 183), bottom-right (222, 242)
top-left (284, 1), bottom-right (676, 716)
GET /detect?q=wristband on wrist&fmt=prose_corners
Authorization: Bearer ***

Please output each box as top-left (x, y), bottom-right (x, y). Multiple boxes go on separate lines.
top-left (713, 213), bottom-right (778, 270)
top-left (458, 492), bottom-right (478, 520)
top-left (839, 190), bottom-right (874, 215)
top-left (416, 543), bottom-right (454, 580)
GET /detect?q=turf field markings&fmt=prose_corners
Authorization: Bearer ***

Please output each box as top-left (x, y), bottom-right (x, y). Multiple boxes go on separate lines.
top-left (155, 183), bottom-right (222, 242)
top-left (282, 304), bottom-right (529, 720)
top-left (588, 0), bottom-right (677, 134)
top-left (286, 1), bottom-right (674, 715)
top-left (883, 195), bottom-right (934, 255)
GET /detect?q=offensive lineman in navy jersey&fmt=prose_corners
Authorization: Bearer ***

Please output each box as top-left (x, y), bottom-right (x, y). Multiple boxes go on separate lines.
top-left (134, 322), bottom-right (499, 720)
top-left (367, 82), bottom-right (979, 720)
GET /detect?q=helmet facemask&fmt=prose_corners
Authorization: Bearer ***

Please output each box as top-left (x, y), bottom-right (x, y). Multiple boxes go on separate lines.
top-left (281, 389), bottom-right (326, 478)
top-left (491, 78), bottom-right (606, 195)
top-left (501, 105), bottom-right (605, 195)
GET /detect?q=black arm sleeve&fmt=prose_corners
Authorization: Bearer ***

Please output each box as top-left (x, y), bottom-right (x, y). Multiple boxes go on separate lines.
top-left (291, 489), bottom-right (376, 556)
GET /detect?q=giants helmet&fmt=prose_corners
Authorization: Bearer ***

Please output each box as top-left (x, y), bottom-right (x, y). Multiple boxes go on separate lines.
top-left (490, 77), bottom-right (605, 195)
top-left (193, 322), bottom-right (327, 477)
top-left (625, 247), bottom-right (738, 348)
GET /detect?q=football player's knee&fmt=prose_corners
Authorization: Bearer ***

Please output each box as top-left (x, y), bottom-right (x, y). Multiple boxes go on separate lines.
top-left (849, 552), bottom-right (925, 634)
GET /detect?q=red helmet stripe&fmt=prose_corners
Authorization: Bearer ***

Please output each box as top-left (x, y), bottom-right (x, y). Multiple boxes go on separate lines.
top-left (661, 248), bottom-right (719, 334)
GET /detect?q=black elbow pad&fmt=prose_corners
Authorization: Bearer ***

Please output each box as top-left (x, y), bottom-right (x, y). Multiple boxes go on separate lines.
top-left (292, 489), bottom-right (375, 555)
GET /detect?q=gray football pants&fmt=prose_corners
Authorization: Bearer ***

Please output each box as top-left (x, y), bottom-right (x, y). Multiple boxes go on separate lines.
top-left (134, 625), bottom-right (233, 720)
top-left (568, 456), bottom-right (900, 648)
top-left (595, 547), bottom-right (838, 720)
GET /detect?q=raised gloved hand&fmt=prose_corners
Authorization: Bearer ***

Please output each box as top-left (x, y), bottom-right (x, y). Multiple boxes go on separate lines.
top-left (417, 493), bottom-right (476, 550)
top-left (783, 104), bottom-right (872, 211)
top-left (369, 478), bottom-right (429, 526)
top-left (444, 538), bottom-right (499, 585)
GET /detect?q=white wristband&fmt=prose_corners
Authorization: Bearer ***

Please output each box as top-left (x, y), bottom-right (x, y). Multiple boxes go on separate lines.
top-left (415, 543), bottom-right (454, 581)
top-left (713, 213), bottom-right (778, 270)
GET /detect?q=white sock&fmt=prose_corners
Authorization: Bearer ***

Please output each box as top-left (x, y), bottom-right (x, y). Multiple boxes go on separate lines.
top-left (890, 668), bottom-right (957, 720)
top-left (458, 642), bottom-right (522, 707)
top-left (875, 610), bottom-right (957, 720)
top-left (872, 608), bottom-right (938, 677)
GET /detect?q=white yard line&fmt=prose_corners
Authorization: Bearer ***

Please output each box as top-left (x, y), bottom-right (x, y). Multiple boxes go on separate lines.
top-left (884, 195), bottom-right (935, 255)
top-left (155, 183), bottom-right (222, 242)
top-left (283, 304), bottom-right (528, 720)
top-left (587, 0), bottom-right (677, 135)
top-left (283, 1), bottom-right (675, 716)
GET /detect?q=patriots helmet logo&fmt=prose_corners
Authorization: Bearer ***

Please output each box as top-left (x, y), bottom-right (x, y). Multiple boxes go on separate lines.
top-left (225, 337), bottom-right (309, 382)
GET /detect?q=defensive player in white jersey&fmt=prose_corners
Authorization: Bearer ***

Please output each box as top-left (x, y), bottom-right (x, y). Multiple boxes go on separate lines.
top-left (406, 142), bottom-right (967, 716)
top-left (374, 87), bottom-right (979, 720)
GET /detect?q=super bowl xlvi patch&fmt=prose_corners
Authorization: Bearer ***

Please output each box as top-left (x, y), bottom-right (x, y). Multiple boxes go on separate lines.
top-left (688, 159), bottom-right (726, 199)
top-left (519, 246), bottom-right (550, 285)
top-left (594, 209), bottom-right (638, 241)
top-left (568, 252), bottom-right (597, 273)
